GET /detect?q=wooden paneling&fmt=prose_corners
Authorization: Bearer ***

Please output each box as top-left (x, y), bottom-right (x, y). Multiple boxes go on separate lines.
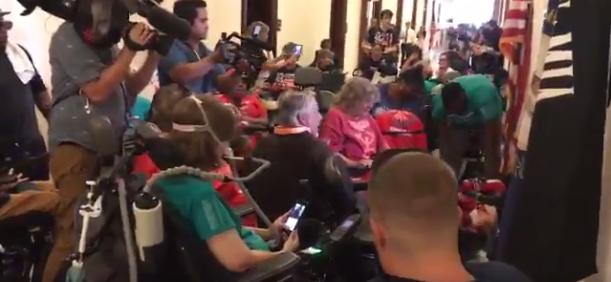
top-left (329, 0), bottom-right (349, 67)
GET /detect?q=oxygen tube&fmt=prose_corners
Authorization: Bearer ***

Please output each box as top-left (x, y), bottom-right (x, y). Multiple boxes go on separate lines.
top-left (133, 95), bottom-right (276, 272)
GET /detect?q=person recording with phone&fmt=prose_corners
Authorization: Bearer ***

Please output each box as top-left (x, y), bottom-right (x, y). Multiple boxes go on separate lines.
top-left (156, 95), bottom-right (299, 273)
top-left (310, 49), bottom-right (340, 73)
top-left (158, 0), bottom-right (227, 94)
top-left (262, 42), bottom-right (302, 98)
top-left (368, 152), bottom-right (530, 282)
top-left (43, 19), bottom-right (161, 282)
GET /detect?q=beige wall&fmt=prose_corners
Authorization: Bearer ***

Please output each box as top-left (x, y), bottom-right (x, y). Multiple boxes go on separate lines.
top-left (382, 0), bottom-right (399, 23)
top-left (277, 0), bottom-right (331, 66)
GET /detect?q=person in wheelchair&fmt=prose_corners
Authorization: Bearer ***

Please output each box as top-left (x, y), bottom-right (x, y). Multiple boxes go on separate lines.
top-left (310, 49), bottom-right (340, 74)
top-left (320, 77), bottom-right (388, 171)
top-left (356, 45), bottom-right (397, 81)
top-left (368, 152), bottom-right (531, 282)
top-left (132, 87), bottom-right (258, 226)
top-left (262, 42), bottom-right (302, 99)
top-left (216, 69), bottom-right (269, 127)
top-left (132, 84), bottom-right (191, 178)
top-left (154, 95), bottom-right (299, 272)
top-left (372, 65), bottom-right (426, 118)
top-left (245, 90), bottom-right (355, 225)
top-left (0, 175), bottom-right (59, 221)
top-left (431, 74), bottom-right (503, 179)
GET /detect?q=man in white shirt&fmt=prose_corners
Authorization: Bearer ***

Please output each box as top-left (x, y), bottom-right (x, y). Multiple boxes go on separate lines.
top-left (401, 21), bottom-right (417, 64)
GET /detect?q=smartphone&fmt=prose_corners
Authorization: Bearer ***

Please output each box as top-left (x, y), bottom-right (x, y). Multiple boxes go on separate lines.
top-left (284, 201), bottom-right (307, 231)
top-left (300, 246), bottom-right (322, 255)
top-left (253, 25), bottom-right (261, 36)
top-left (294, 45), bottom-right (303, 56)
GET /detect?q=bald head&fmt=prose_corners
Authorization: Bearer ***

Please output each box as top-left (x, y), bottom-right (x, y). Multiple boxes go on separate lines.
top-left (369, 153), bottom-right (458, 228)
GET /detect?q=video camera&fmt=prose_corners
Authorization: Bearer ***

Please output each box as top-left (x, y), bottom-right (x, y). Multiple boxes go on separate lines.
top-left (216, 30), bottom-right (275, 87)
top-left (16, 0), bottom-right (191, 55)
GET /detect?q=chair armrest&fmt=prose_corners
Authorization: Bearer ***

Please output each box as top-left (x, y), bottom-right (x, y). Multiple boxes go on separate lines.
top-left (235, 252), bottom-right (301, 282)
top-left (232, 203), bottom-right (255, 217)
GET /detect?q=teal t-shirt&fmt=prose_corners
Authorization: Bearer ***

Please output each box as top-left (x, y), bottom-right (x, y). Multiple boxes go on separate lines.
top-left (156, 175), bottom-right (269, 251)
top-left (131, 96), bottom-right (152, 120)
top-left (424, 79), bottom-right (442, 96)
top-left (431, 74), bottom-right (502, 128)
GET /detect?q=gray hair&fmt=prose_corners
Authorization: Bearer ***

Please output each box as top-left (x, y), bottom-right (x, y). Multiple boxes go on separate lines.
top-left (316, 49), bottom-right (335, 60)
top-left (276, 90), bottom-right (319, 125)
top-left (336, 77), bottom-right (380, 109)
top-left (245, 21), bottom-right (270, 42)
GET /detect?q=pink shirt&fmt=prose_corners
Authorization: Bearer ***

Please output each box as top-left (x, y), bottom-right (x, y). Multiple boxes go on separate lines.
top-left (320, 107), bottom-right (386, 161)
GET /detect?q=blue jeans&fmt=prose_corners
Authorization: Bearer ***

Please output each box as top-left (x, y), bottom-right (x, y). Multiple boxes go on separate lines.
top-left (495, 150), bottom-right (526, 259)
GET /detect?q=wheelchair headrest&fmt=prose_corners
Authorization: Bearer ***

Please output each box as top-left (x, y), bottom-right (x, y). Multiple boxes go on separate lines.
top-left (294, 67), bottom-right (323, 86)
top-left (317, 90), bottom-right (336, 112)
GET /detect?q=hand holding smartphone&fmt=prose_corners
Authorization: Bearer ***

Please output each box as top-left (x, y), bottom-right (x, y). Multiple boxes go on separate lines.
top-left (284, 201), bottom-right (307, 231)
top-left (293, 45), bottom-right (303, 56)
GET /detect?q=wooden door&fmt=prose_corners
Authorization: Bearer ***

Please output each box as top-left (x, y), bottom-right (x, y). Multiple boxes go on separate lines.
top-left (241, 0), bottom-right (279, 53)
top-left (329, 0), bottom-right (348, 67)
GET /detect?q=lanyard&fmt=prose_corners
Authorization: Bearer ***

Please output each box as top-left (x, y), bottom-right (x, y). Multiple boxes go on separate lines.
top-left (273, 126), bottom-right (310, 135)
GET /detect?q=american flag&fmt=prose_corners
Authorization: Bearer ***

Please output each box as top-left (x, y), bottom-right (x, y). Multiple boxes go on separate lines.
top-left (498, 0), bottom-right (532, 168)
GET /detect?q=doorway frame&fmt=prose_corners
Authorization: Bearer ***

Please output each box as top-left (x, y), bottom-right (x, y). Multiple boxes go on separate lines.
top-left (329, 0), bottom-right (349, 67)
top-left (396, 0), bottom-right (404, 35)
top-left (410, 0), bottom-right (418, 29)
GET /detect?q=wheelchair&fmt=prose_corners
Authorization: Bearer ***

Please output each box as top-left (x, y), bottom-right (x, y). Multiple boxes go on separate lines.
top-left (0, 212), bottom-right (53, 282)
top-left (155, 204), bottom-right (301, 282)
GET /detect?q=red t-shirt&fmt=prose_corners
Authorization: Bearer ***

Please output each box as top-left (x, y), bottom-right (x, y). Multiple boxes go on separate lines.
top-left (211, 163), bottom-right (257, 226)
top-left (132, 155), bottom-right (257, 227)
top-left (216, 94), bottom-right (266, 119)
top-left (132, 154), bottom-right (161, 179)
top-left (217, 94), bottom-right (267, 148)
top-left (320, 107), bottom-right (387, 161)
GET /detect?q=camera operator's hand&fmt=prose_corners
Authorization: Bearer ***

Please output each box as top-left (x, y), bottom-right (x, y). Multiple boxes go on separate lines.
top-left (282, 231), bottom-right (300, 252)
top-left (210, 46), bottom-right (226, 64)
top-left (124, 23), bottom-right (155, 51)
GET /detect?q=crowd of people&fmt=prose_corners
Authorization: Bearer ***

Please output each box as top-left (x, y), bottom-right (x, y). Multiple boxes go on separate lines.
top-left (0, 1), bottom-right (531, 282)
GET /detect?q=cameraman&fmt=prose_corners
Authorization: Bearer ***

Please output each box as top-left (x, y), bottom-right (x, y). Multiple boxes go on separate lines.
top-left (368, 152), bottom-right (531, 282)
top-left (158, 0), bottom-right (225, 93)
top-left (43, 22), bottom-right (160, 282)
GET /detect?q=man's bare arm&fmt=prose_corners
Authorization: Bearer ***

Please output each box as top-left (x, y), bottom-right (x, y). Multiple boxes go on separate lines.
top-left (81, 48), bottom-right (136, 103)
top-left (169, 54), bottom-right (221, 85)
top-left (125, 51), bottom-right (161, 96)
top-left (361, 41), bottom-right (373, 53)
